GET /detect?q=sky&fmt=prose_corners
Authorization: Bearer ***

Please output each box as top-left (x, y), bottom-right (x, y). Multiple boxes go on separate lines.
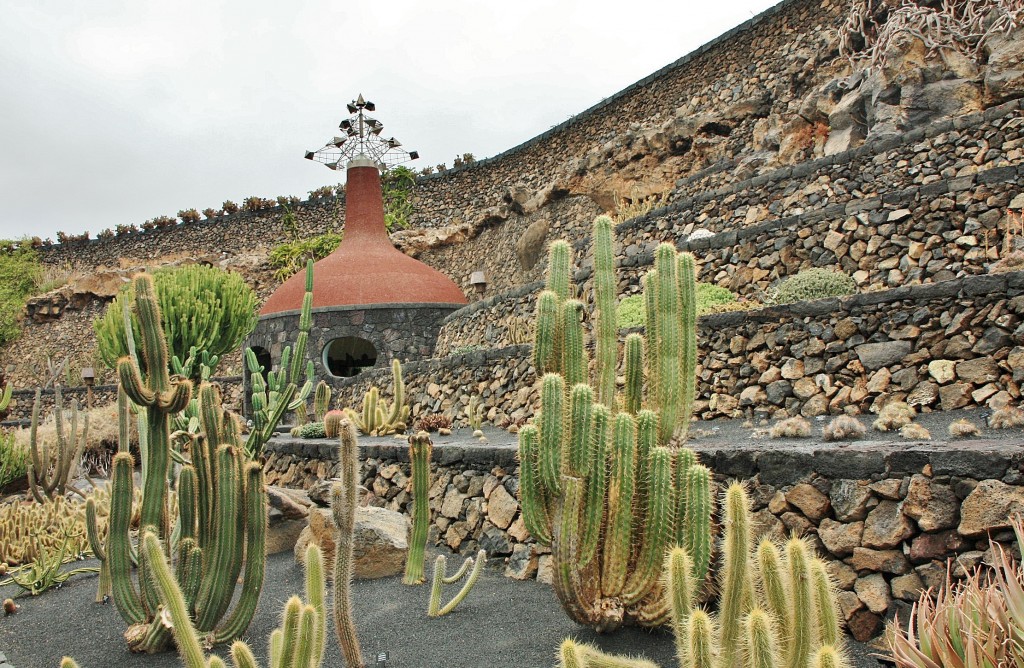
top-left (0, 0), bottom-right (781, 242)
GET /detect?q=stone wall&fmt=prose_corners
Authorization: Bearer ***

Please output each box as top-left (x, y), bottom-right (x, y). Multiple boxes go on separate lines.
top-left (262, 433), bottom-right (1024, 640)
top-left (427, 270), bottom-right (1024, 422)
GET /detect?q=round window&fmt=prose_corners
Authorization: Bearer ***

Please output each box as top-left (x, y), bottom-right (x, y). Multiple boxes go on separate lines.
top-left (323, 337), bottom-right (377, 378)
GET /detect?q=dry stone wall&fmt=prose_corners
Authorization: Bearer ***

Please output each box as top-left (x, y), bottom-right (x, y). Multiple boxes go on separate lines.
top-left (263, 433), bottom-right (1024, 640)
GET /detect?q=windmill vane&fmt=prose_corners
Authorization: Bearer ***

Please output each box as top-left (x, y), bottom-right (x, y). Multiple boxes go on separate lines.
top-left (304, 94), bottom-right (419, 170)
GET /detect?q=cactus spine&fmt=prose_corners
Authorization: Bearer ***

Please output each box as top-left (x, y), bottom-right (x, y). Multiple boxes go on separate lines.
top-left (331, 418), bottom-right (365, 668)
top-left (26, 385), bottom-right (89, 502)
top-left (313, 381), bottom-right (331, 422)
top-left (403, 431), bottom-right (432, 585)
top-left (519, 217), bottom-right (709, 632)
top-left (427, 549), bottom-right (485, 617)
top-left (86, 273), bottom-right (272, 653)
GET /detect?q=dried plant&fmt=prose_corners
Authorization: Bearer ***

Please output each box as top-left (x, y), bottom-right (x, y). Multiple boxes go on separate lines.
top-left (949, 418), bottom-right (982, 438)
top-left (874, 401), bottom-right (917, 432)
top-left (990, 405), bottom-right (1024, 429)
top-left (769, 415), bottom-right (813, 438)
top-left (416, 413), bottom-right (452, 433)
top-left (900, 422), bottom-right (932, 440)
top-left (823, 415), bottom-right (867, 441)
top-left (840, 0), bottom-right (1024, 72)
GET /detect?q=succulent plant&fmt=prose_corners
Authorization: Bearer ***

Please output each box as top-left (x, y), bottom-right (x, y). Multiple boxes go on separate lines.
top-left (344, 359), bottom-right (408, 436)
top-left (313, 380), bottom-right (332, 422)
top-left (519, 216), bottom-right (711, 632)
top-left (26, 385), bottom-right (88, 503)
top-left (324, 410), bottom-right (346, 438)
top-left (427, 549), bottom-right (486, 617)
top-left (403, 431), bottom-right (432, 585)
top-left (331, 418), bottom-right (365, 668)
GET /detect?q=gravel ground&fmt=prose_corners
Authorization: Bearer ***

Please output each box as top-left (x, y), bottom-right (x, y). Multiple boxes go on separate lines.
top-left (0, 550), bottom-right (889, 668)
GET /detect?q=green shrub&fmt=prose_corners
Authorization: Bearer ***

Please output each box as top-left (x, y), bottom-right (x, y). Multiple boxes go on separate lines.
top-left (382, 165), bottom-right (416, 231)
top-left (617, 283), bottom-right (742, 328)
top-left (94, 264), bottom-right (257, 378)
top-left (0, 242), bottom-right (43, 347)
top-left (772, 268), bottom-right (856, 304)
top-left (269, 232), bottom-right (342, 282)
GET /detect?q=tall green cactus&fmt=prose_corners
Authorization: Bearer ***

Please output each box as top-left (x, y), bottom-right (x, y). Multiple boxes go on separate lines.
top-left (85, 273), bottom-right (269, 654)
top-left (26, 385), bottom-right (89, 502)
top-left (331, 418), bottom-right (365, 668)
top-left (245, 260), bottom-right (315, 458)
top-left (518, 216), bottom-right (710, 632)
top-left (426, 549), bottom-right (485, 617)
top-left (403, 431), bottom-right (432, 585)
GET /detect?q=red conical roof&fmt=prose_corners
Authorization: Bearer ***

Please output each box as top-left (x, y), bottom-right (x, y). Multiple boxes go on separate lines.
top-left (261, 159), bottom-right (468, 315)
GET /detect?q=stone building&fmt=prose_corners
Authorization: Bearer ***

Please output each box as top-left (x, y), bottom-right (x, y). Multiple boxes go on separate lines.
top-left (245, 156), bottom-right (467, 392)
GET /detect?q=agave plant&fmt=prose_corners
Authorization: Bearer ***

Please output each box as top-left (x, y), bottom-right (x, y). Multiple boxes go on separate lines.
top-left (886, 516), bottom-right (1024, 668)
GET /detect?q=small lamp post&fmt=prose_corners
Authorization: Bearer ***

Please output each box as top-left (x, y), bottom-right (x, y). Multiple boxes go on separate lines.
top-left (81, 367), bottom-right (95, 410)
top-left (469, 271), bottom-right (487, 297)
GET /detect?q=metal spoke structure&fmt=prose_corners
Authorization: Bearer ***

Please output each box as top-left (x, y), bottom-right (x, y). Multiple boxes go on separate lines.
top-left (304, 94), bottom-right (419, 171)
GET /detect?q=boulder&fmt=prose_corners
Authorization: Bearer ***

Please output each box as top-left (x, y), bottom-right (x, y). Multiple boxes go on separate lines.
top-left (985, 27), bottom-right (1024, 105)
top-left (959, 479), bottom-right (1024, 537)
top-left (294, 506), bottom-right (409, 579)
top-left (902, 475), bottom-right (959, 532)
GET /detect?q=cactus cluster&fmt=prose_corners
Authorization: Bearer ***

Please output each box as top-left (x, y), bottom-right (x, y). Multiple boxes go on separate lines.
top-left (344, 358), bottom-right (408, 436)
top-left (0, 495), bottom-right (92, 566)
top-left (557, 483), bottom-right (848, 668)
top-left (85, 273), bottom-right (270, 653)
top-left (245, 261), bottom-right (316, 458)
top-left (519, 216), bottom-right (710, 632)
top-left (668, 483), bottom-right (848, 668)
top-left (26, 385), bottom-right (89, 503)
top-left (403, 431), bottom-right (432, 585)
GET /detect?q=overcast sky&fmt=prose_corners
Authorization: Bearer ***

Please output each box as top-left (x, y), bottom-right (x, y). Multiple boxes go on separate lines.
top-left (0, 0), bottom-right (780, 242)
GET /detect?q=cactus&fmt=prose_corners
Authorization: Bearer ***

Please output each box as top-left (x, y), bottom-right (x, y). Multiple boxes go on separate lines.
top-left (245, 260), bottom-right (316, 458)
top-left (129, 529), bottom-right (327, 668)
top-left (343, 358), bottom-right (409, 436)
top-left (26, 385), bottom-right (89, 502)
top-left (85, 273), bottom-right (270, 653)
top-left (518, 217), bottom-right (710, 631)
top-left (557, 639), bottom-right (661, 668)
top-left (331, 418), bottom-right (366, 668)
top-left (466, 395), bottom-right (485, 437)
top-left (403, 431), bottom-right (432, 585)
top-left (427, 549), bottom-right (485, 617)
top-left (324, 410), bottom-right (346, 438)
top-left (0, 381), bottom-right (12, 414)
top-left (313, 380), bottom-right (332, 421)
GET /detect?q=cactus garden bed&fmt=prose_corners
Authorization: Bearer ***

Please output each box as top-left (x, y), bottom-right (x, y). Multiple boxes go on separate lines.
top-left (0, 548), bottom-right (886, 668)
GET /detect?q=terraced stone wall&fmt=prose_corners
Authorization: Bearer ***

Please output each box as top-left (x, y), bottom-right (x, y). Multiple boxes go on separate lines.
top-left (263, 434), bottom-right (1024, 641)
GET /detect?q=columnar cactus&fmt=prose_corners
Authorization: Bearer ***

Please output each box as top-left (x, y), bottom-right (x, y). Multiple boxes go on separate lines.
top-left (313, 380), bottom-right (332, 422)
top-left (245, 260), bottom-right (315, 457)
top-left (331, 418), bottom-right (365, 668)
top-left (86, 273), bottom-right (270, 654)
top-left (667, 483), bottom-right (848, 668)
top-left (0, 381), bottom-right (12, 414)
top-left (403, 431), bottom-right (432, 585)
top-left (26, 385), bottom-right (89, 502)
top-left (427, 549), bottom-right (486, 617)
top-left (344, 358), bottom-right (408, 436)
top-left (519, 216), bottom-right (710, 632)
top-left (126, 530), bottom-right (327, 668)
top-left (467, 395), bottom-right (484, 438)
